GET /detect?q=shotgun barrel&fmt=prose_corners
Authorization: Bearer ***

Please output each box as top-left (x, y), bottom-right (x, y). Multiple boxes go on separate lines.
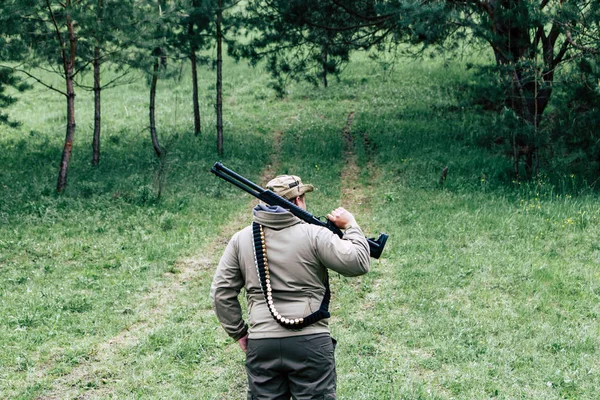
top-left (210, 162), bottom-right (388, 259)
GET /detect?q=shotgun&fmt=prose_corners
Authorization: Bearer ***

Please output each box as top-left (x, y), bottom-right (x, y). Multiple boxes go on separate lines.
top-left (210, 162), bottom-right (389, 259)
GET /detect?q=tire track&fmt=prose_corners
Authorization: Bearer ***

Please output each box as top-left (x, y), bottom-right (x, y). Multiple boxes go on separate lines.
top-left (261, 130), bottom-right (284, 185)
top-left (36, 211), bottom-right (251, 400)
top-left (340, 111), bottom-right (368, 211)
top-left (340, 111), bottom-right (381, 214)
top-left (36, 131), bottom-right (286, 399)
top-left (337, 111), bottom-right (385, 309)
top-left (337, 114), bottom-right (448, 397)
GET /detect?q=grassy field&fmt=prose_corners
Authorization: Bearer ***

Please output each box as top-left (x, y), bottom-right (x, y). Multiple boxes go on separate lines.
top-left (0, 51), bottom-right (599, 399)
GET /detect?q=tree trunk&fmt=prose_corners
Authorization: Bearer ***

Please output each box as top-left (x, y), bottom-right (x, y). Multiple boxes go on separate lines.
top-left (58, 80), bottom-right (76, 192)
top-left (57, 11), bottom-right (77, 193)
top-left (216, 0), bottom-right (223, 155)
top-left (189, 23), bottom-right (201, 136)
top-left (321, 43), bottom-right (328, 88)
top-left (489, 0), bottom-right (550, 179)
top-left (149, 60), bottom-right (163, 158)
top-left (92, 0), bottom-right (103, 166)
top-left (512, 135), bottom-right (519, 180)
top-left (92, 46), bottom-right (101, 166)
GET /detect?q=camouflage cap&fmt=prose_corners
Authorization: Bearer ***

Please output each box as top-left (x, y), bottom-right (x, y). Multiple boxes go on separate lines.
top-left (266, 174), bottom-right (314, 200)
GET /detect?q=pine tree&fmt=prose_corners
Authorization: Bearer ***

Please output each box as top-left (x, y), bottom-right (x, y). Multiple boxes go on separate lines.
top-left (231, 0), bottom-right (371, 94)
top-left (216, 0), bottom-right (224, 155)
top-left (236, 0), bottom-right (598, 176)
top-left (179, 0), bottom-right (214, 136)
top-left (2, 0), bottom-right (117, 190)
top-left (7, 0), bottom-right (84, 192)
top-left (75, 0), bottom-right (138, 166)
top-left (0, 10), bottom-right (30, 127)
top-left (425, 0), bottom-right (600, 177)
top-left (125, 0), bottom-right (183, 158)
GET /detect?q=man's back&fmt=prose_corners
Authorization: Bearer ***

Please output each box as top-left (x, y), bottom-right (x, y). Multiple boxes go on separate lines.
top-left (212, 205), bottom-right (369, 339)
top-left (210, 173), bottom-right (370, 399)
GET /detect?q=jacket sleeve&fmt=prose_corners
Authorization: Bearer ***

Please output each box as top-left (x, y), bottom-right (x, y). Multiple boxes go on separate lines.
top-left (314, 224), bottom-right (370, 277)
top-left (210, 233), bottom-right (248, 341)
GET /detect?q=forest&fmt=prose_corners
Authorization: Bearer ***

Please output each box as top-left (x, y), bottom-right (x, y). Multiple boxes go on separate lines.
top-left (0, 1), bottom-right (599, 399)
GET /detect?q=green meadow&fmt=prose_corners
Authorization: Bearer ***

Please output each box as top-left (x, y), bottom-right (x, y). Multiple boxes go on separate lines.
top-left (1, 52), bottom-right (599, 399)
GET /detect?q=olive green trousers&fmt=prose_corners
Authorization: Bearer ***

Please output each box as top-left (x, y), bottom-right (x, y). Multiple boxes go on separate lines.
top-left (245, 333), bottom-right (336, 400)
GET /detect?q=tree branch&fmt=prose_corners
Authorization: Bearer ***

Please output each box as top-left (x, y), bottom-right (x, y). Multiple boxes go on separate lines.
top-left (553, 38), bottom-right (571, 66)
top-left (75, 68), bottom-right (135, 91)
top-left (566, 30), bottom-right (599, 55)
top-left (532, 26), bottom-right (544, 51)
top-left (300, 17), bottom-right (391, 33)
top-left (46, 0), bottom-right (65, 50)
top-left (222, 0), bottom-right (243, 11)
top-left (1, 65), bottom-right (67, 96)
top-left (331, 0), bottom-right (392, 22)
top-left (72, 59), bottom-right (95, 77)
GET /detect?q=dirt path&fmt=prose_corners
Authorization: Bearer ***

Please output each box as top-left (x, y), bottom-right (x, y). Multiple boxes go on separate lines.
top-left (335, 111), bottom-right (387, 308)
top-left (36, 211), bottom-right (251, 400)
top-left (261, 130), bottom-right (284, 185)
top-left (36, 132), bottom-right (286, 400)
top-left (340, 111), bottom-right (382, 218)
top-left (340, 111), bottom-right (368, 210)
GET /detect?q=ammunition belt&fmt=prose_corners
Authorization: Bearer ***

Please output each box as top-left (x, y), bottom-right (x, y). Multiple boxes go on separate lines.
top-left (252, 222), bottom-right (330, 330)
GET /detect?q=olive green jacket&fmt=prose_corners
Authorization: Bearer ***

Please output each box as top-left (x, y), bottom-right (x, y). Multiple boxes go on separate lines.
top-left (210, 205), bottom-right (370, 340)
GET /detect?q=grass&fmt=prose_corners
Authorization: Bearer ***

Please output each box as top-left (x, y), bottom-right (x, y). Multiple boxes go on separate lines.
top-left (0, 50), bottom-right (599, 399)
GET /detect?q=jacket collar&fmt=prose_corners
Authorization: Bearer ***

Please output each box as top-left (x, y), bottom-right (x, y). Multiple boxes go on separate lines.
top-left (253, 204), bottom-right (303, 230)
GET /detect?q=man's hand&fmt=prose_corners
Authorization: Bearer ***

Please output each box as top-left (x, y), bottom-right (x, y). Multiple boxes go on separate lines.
top-left (238, 333), bottom-right (249, 353)
top-left (327, 207), bottom-right (357, 230)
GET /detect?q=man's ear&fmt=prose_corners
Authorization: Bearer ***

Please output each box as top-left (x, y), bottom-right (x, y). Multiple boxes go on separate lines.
top-left (292, 197), bottom-right (300, 206)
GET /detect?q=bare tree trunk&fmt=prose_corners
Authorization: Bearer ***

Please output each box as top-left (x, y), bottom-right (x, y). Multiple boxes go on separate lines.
top-left (189, 23), bottom-right (201, 136)
top-left (321, 43), bottom-right (328, 88)
top-left (57, 10), bottom-right (77, 193)
top-left (149, 60), bottom-right (163, 158)
top-left (513, 134), bottom-right (520, 180)
top-left (216, 0), bottom-right (223, 155)
top-left (58, 79), bottom-right (76, 192)
top-left (92, 46), bottom-right (101, 166)
top-left (92, 0), bottom-right (103, 166)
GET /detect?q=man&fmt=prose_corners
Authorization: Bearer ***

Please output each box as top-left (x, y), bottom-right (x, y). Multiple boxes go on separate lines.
top-left (211, 174), bottom-right (370, 399)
